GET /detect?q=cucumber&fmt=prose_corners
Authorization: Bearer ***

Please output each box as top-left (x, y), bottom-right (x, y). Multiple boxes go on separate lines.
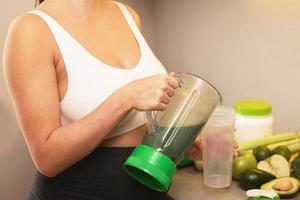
top-left (239, 169), bottom-right (276, 190)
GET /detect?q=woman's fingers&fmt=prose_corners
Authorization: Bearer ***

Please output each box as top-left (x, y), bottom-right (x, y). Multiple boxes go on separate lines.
top-left (233, 141), bottom-right (239, 158)
top-left (155, 102), bottom-right (168, 111)
top-left (193, 138), bottom-right (202, 150)
top-left (234, 141), bottom-right (239, 149)
top-left (188, 146), bottom-right (197, 155)
top-left (189, 139), bottom-right (202, 154)
top-left (233, 148), bottom-right (239, 158)
top-left (187, 139), bottom-right (203, 161)
top-left (164, 86), bottom-right (175, 97)
top-left (166, 74), bottom-right (180, 89)
top-left (159, 93), bottom-right (170, 104)
top-left (233, 150), bottom-right (239, 158)
top-left (124, 73), bottom-right (180, 111)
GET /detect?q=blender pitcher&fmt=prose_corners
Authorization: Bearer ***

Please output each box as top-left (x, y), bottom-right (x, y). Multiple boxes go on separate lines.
top-left (124, 72), bottom-right (222, 192)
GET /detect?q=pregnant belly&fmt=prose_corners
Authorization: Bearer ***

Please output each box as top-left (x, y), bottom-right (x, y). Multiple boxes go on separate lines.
top-left (100, 124), bottom-right (147, 147)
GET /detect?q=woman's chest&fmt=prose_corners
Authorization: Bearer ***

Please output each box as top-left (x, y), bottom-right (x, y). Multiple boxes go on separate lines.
top-left (56, 51), bottom-right (166, 121)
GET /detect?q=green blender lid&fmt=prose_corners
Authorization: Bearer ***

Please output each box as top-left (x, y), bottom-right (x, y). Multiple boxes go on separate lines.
top-left (235, 100), bottom-right (272, 116)
top-left (124, 145), bottom-right (177, 192)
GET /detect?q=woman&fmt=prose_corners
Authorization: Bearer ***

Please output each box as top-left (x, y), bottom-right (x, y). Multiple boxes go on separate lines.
top-left (3, 0), bottom-right (235, 199)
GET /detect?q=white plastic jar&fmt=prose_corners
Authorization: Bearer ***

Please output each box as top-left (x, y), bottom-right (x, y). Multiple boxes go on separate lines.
top-left (234, 100), bottom-right (274, 143)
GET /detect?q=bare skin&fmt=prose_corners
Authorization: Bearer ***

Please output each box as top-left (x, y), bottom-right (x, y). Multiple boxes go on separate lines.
top-left (3, 0), bottom-right (233, 178)
top-left (3, 0), bottom-right (181, 178)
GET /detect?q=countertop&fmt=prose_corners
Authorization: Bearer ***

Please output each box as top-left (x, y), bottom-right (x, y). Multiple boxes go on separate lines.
top-left (168, 167), bottom-right (299, 200)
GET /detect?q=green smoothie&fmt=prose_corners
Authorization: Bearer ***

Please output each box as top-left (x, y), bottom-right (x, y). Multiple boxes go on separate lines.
top-left (143, 123), bottom-right (206, 164)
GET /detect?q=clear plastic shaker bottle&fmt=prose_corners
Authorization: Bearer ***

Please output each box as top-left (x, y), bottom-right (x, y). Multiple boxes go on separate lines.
top-left (202, 106), bottom-right (235, 188)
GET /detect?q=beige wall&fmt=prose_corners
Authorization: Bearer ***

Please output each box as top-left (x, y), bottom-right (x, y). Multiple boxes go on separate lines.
top-left (153, 0), bottom-right (300, 132)
top-left (0, 0), bottom-right (153, 199)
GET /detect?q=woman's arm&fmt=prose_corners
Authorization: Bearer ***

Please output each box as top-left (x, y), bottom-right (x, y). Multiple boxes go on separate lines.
top-left (3, 14), bottom-right (134, 177)
top-left (3, 14), bottom-right (178, 177)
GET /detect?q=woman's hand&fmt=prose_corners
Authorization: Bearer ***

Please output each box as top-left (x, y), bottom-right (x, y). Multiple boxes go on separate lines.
top-left (119, 73), bottom-right (180, 111)
top-left (187, 138), bottom-right (239, 161)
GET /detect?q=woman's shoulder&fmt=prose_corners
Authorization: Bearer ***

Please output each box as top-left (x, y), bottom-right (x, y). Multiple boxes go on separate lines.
top-left (116, 1), bottom-right (142, 30)
top-left (5, 12), bottom-right (56, 62)
top-left (4, 13), bottom-right (55, 73)
top-left (8, 12), bottom-right (50, 40)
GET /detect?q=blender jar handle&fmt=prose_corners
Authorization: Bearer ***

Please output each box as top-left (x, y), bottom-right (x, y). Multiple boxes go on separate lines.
top-left (145, 111), bottom-right (158, 134)
top-left (145, 73), bottom-right (184, 134)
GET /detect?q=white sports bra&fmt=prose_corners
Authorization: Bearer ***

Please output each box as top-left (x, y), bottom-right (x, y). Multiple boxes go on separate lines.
top-left (29, 2), bottom-right (166, 139)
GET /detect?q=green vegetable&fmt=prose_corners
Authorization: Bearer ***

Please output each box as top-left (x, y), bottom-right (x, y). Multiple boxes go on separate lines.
top-left (273, 146), bottom-right (291, 160)
top-left (287, 143), bottom-right (300, 154)
top-left (239, 131), bottom-right (300, 152)
top-left (267, 138), bottom-right (300, 151)
top-left (292, 154), bottom-right (300, 180)
top-left (289, 152), bottom-right (299, 168)
top-left (241, 138), bottom-right (300, 157)
top-left (239, 169), bottom-right (276, 190)
top-left (261, 177), bottom-right (300, 199)
top-left (233, 153), bottom-right (257, 180)
top-left (253, 145), bottom-right (272, 161)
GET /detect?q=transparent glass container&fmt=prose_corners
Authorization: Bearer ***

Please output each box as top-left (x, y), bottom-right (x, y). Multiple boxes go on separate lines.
top-left (124, 72), bottom-right (221, 192)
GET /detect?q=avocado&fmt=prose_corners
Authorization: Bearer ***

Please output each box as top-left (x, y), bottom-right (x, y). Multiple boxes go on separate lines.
top-left (292, 154), bottom-right (300, 180)
top-left (253, 145), bottom-right (272, 161)
top-left (239, 169), bottom-right (276, 190)
top-left (261, 177), bottom-right (300, 199)
top-left (273, 146), bottom-right (291, 160)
